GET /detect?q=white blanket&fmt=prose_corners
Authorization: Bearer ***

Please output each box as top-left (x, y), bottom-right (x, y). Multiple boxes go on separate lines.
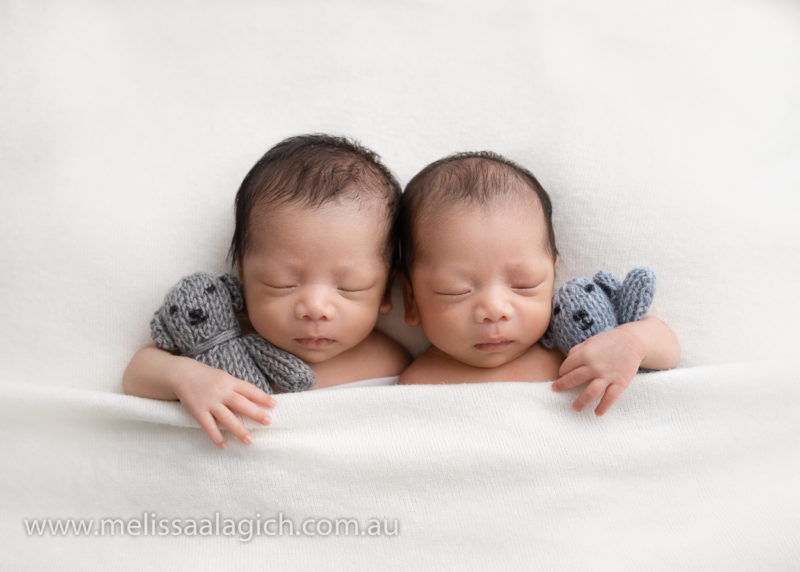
top-left (3, 360), bottom-right (798, 570)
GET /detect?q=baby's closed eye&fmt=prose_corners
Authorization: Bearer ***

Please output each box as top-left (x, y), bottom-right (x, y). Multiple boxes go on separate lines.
top-left (432, 283), bottom-right (472, 296)
top-left (435, 290), bottom-right (471, 297)
top-left (262, 282), bottom-right (296, 290)
top-left (337, 283), bottom-right (376, 294)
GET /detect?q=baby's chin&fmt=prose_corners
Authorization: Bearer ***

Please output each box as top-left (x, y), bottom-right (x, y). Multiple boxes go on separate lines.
top-left (286, 345), bottom-right (343, 364)
top-left (445, 344), bottom-right (530, 369)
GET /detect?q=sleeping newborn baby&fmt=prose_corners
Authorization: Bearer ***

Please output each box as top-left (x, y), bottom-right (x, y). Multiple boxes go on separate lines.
top-left (397, 152), bottom-right (679, 415)
top-left (124, 134), bottom-right (411, 448)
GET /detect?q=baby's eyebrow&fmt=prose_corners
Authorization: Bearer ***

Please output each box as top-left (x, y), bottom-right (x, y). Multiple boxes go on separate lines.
top-left (429, 265), bottom-right (474, 279)
top-left (506, 260), bottom-right (552, 275)
top-left (505, 263), bottom-right (534, 274)
top-left (333, 260), bottom-right (383, 275)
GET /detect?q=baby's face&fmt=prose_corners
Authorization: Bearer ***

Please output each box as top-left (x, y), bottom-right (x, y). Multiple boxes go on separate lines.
top-left (405, 198), bottom-right (557, 368)
top-left (240, 198), bottom-right (391, 364)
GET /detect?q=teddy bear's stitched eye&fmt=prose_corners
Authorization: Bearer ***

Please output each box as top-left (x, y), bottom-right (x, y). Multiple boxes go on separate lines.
top-left (584, 284), bottom-right (595, 293)
top-left (169, 305), bottom-right (178, 315)
top-left (553, 305), bottom-right (561, 316)
top-left (205, 285), bottom-right (217, 294)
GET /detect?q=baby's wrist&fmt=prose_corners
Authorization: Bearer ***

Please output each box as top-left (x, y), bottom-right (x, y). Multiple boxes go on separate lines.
top-left (167, 355), bottom-right (196, 399)
top-left (618, 322), bottom-right (648, 363)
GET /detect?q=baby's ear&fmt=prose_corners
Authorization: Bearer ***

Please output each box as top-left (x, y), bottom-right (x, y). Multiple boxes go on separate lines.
top-left (379, 271), bottom-right (395, 315)
top-left (218, 273), bottom-right (245, 313)
top-left (401, 276), bottom-right (420, 327)
top-left (380, 288), bottom-right (393, 315)
top-left (150, 309), bottom-right (178, 352)
top-left (618, 267), bottom-right (656, 323)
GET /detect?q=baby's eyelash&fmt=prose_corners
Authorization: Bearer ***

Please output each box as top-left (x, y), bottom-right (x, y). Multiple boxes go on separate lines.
top-left (434, 290), bottom-right (471, 296)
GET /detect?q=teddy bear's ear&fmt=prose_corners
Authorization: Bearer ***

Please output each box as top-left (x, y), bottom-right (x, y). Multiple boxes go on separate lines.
top-left (150, 309), bottom-right (178, 353)
top-left (593, 271), bottom-right (621, 300)
top-left (218, 274), bottom-right (245, 313)
top-left (618, 267), bottom-right (656, 324)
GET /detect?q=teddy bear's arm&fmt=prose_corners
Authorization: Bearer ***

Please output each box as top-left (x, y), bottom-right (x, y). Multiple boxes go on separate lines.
top-left (241, 334), bottom-right (316, 392)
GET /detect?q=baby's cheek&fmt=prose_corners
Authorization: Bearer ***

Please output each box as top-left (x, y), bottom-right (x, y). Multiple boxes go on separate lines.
top-left (349, 298), bottom-right (382, 333)
top-left (435, 305), bottom-right (467, 330)
top-left (248, 302), bottom-right (288, 336)
top-left (420, 312), bottom-right (460, 347)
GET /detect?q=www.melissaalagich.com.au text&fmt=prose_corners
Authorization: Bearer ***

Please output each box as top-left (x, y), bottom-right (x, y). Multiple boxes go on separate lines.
top-left (23, 512), bottom-right (400, 542)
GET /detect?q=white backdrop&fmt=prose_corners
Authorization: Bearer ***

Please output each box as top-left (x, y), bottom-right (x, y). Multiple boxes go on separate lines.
top-left (1, 0), bottom-right (799, 392)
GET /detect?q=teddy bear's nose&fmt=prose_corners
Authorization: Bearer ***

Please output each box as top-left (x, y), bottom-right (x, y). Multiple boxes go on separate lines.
top-left (188, 308), bottom-right (207, 325)
top-left (573, 309), bottom-right (588, 322)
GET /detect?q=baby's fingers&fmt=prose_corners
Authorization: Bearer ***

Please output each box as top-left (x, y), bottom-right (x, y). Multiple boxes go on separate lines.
top-left (552, 366), bottom-right (591, 392)
top-left (559, 339), bottom-right (592, 375)
top-left (195, 411), bottom-right (228, 450)
top-left (211, 404), bottom-right (254, 446)
top-left (235, 381), bottom-right (276, 409)
top-left (594, 383), bottom-right (626, 417)
top-left (572, 379), bottom-right (609, 412)
top-left (558, 350), bottom-right (584, 377)
top-left (227, 392), bottom-right (273, 426)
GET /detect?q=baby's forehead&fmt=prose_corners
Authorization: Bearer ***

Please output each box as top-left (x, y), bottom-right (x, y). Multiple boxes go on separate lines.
top-left (414, 190), bottom-right (545, 230)
top-left (244, 193), bottom-right (392, 258)
top-left (251, 192), bottom-right (389, 223)
top-left (414, 197), bottom-right (550, 259)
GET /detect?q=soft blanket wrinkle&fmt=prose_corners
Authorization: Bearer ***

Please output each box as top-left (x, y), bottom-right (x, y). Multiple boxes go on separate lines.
top-left (2, 361), bottom-right (798, 571)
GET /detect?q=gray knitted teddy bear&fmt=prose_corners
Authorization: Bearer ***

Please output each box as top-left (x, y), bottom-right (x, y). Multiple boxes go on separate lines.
top-left (541, 267), bottom-right (656, 355)
top-left (150, 272), bottom-right (316, 394)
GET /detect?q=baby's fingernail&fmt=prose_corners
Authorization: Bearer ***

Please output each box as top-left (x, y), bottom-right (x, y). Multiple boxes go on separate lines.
top-left (551, 385), bottom-right (559, 392)
top-left (262, 414), bottom-right (272, 426)
top-left (267, 396), bottom-right (277, 407)
top-left (219, 441), bottom-right (228, 450)
top-left (243, 434), bottom-right (253, 445)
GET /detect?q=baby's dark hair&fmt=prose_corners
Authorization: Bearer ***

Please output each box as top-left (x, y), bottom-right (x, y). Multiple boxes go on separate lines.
top-left (229, 133), bottom-right (402, 269)
top-left (399, 151), bottom-right (558, 277)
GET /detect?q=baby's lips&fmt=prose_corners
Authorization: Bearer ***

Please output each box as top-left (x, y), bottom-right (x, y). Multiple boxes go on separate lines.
top-left (294, 337), bottom-right (336, 350)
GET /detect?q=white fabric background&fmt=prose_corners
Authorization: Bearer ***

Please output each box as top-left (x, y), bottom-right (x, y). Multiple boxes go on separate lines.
top-left (1, 1), bottom-right (799, 385)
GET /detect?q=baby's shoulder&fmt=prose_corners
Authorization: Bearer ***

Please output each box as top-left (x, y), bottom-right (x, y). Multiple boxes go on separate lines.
top-left (359, 330), bottom-right (411, 375)
top-left (313, 329), bottom-right (410, 388)
top-left (397, 348), bottom-right (443, 385)
top-left (511, 343), bottom-right (564, 382)
top-left (398, 346), bottom-right (473, 385)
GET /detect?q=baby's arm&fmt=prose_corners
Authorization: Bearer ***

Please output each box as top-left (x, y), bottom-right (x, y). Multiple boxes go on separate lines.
top-left (551, 316), bottom-right (680, 416)
top-left (123, 345), bottom-right (275, 449)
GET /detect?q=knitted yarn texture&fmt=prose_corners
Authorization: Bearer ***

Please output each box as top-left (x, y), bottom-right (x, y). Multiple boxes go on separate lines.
top-left (151, 272), bottom-right (315, 393)
top-left (541, 267), bottom-right (656, 356)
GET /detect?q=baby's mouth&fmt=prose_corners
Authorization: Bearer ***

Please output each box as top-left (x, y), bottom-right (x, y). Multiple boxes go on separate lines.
top-left (295, 337), bottom-right (336, 350)
top-left (474, 339), bottom-right (513, 352)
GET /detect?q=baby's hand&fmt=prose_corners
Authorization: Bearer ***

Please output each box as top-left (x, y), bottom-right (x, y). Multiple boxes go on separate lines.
top-left (550, 325), bottom-right (646, 416)
top-left (170, 357), bottom-right (276, 449)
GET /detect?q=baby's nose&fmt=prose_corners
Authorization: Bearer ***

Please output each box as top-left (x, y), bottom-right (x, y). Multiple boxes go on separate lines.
top-left (295, 286), bottom-right (335, 321)
top-left (475, 289), bottom-right (512, 323)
